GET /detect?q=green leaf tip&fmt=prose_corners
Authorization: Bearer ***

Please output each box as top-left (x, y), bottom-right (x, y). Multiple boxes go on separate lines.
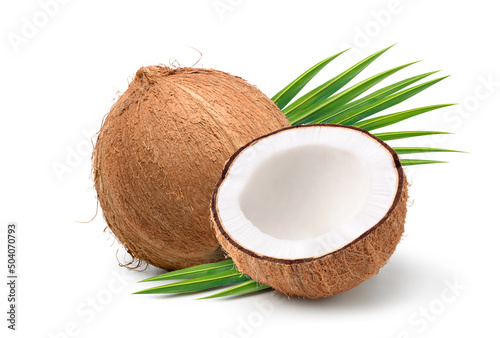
top-left (373, 131), bottom-right (452, 141)
top-left (283, 46), bottom-right (394, 116)
top-left (400, 159), bottom-right (449, 166)
top-left (394, 147), bottom-right (465, 155)
top-left (271, 49), bottom-right (349, 110)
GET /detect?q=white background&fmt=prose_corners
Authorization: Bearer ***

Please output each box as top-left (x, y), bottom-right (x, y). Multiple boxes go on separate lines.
top-left (1, 0), bottom-right (499, 337)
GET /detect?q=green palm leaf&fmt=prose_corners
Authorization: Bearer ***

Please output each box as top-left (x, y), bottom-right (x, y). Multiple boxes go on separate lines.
top-left (394, 147), bottom-right (464, 155)
top-left (288, 61), bottom-right (418, 125)
top-left (283, 45), bottom-right (394, 115)
top-left (313, 71), bottom-right (439, 124)
top-left (134, 268), bottom-right (250, 295)
top-left (373, 131), bottom-right (451, 141)
top-left (271, 49), bottom-right (348, 110)
top-left (138, 259), bottom-right (235, 282)
top-left (355, 104), bottom-right (455, 131)
top-left (399, 159), bottom-right (448, 166)
top-left (197, 280), bottom-right (271, 300)
top-left (329, 76), bottom-right (449, 125)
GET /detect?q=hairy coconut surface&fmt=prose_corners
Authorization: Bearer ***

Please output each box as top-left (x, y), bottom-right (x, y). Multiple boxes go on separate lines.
top-left (93, 66), bottom-right (290, 270)
top-left (211, 124), bottom-right (408, 298)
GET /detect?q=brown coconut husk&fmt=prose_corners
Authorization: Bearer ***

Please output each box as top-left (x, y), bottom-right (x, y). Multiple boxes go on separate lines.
top-left (211, 124), bottom-right (408, 299)
top-left (93, 66), bottom-right (290, 271)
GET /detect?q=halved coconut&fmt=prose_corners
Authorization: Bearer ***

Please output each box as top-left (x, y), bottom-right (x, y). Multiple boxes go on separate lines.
top-left (211, 124), bottom-right (408, 298)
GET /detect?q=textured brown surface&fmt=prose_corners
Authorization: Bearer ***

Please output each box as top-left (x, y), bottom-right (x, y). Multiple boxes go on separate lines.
top-left (212, 124), bottom-right (408, 298)
top-left (93, 66), bottom-right (290, 270)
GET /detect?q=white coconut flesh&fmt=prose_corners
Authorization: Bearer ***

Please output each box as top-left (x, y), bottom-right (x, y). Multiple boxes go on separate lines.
top-left (215, 125), bottom-right (401, 260)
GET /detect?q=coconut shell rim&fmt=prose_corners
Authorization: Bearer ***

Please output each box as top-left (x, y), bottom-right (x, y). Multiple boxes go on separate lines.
top-left (211, 123), bottom-right (404, 265)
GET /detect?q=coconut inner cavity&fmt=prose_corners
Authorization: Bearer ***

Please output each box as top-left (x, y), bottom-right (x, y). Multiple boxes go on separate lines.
top-left (239, 145), bottom-right (370, 240)
top-left (216, 126), bottom-right (399, 259)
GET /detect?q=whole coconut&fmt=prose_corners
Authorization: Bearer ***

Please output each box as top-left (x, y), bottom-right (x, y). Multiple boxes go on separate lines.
top-left (93, 66), bottom-right (290, 270)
